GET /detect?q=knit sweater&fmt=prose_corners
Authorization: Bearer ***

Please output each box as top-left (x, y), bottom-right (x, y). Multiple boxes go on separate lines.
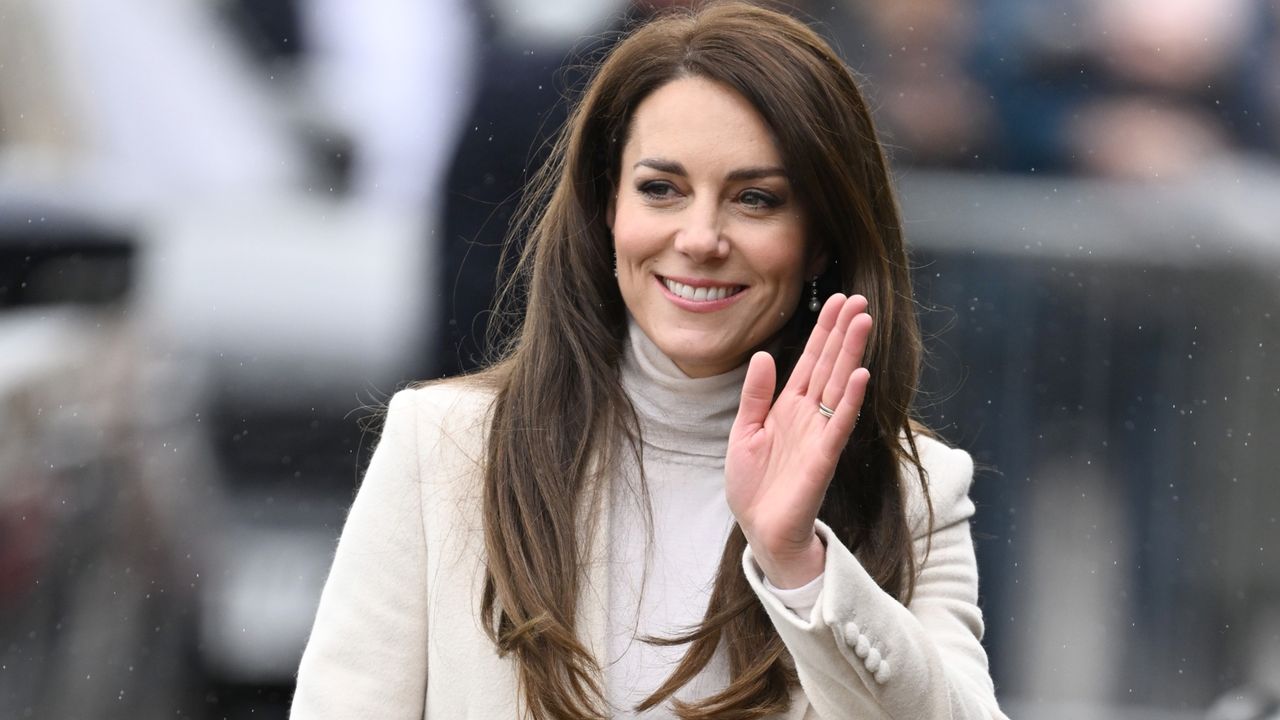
top-left (608, 320), bottom-right (764, 715)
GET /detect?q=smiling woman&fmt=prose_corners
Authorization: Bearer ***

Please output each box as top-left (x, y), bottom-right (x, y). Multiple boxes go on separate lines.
top-left (611, 76), bottom-right (813, 378)
top-left (292, 3), bottom-right (1009, 719)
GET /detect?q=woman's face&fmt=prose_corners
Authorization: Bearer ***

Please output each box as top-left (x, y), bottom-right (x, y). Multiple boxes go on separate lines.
top-left (609, 76), bottom-right (816, 378)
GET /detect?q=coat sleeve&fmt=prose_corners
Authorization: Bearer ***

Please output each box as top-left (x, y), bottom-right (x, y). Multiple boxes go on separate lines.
top-left (743, 439), bottom-right (1009, 720)
top-left (292, 389), bottom-right (428, 719)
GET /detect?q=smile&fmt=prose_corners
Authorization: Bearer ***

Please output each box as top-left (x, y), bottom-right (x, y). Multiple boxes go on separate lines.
top-left (660, 277), bottom-right (746, 302)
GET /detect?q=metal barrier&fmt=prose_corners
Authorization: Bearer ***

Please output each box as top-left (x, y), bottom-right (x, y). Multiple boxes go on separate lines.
top-left (901, 164), bottom-right (1280, 710)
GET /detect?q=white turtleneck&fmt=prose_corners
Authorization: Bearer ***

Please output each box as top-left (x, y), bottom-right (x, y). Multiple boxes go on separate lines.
top-left (608, 321), bottom-right (821, 718)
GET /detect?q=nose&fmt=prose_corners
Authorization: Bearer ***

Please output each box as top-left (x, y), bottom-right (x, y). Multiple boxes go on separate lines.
top-left (672, 200), bottom-right (728, 263)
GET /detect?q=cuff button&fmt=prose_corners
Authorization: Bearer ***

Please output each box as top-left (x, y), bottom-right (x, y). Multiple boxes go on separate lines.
top-left (854, 634), bottom-right (871, 658)
top-left (842, 622), bottom-right (860, 647)
top-left (865, 647), bottom-right (881, 673)
top-left (874, 661), bottom-right (891, 684)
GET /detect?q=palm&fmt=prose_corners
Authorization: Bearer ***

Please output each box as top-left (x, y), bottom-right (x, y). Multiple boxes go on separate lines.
top-left (726, 294), bottom-right (872, 582)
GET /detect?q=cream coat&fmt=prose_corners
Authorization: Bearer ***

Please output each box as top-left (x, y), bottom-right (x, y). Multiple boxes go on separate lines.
top-left (291, 382), bottom-right (1009, 719)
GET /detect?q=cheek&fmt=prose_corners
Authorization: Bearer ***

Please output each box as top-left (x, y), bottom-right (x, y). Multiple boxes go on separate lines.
top-left (611, 213), bottom-right (654, 306)
top-left (612, 205), bottom-right (665, 267)
top-left (757, 234), bottom-right (810, 294)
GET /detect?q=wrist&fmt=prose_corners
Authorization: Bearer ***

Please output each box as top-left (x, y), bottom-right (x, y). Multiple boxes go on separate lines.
top-left (750, 530), bottom-right (826, 590)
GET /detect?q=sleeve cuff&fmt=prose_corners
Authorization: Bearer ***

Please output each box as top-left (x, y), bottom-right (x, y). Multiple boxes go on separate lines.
top-left (762, 571), bottom-right (825, 621)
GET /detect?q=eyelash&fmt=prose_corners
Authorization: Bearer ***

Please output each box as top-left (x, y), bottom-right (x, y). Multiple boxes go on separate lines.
top-left (739, 189), bottom-right (782, 209)
top-left (637, 181), bottom-right (783, 210)
top-left (638, 180), bottom-right (677, 200)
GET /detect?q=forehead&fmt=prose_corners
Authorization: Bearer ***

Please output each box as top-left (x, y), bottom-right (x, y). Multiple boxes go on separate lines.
top-left (622, 76), bottom-right (784, 170)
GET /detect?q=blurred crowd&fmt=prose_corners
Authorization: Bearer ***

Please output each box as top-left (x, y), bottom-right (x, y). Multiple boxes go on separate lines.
top-left (2, 1), bottom-right (1279, 719)
top-left (4, 0), bottom-right (1280, 192)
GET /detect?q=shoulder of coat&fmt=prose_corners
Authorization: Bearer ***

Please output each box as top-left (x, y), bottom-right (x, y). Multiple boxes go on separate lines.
top-left (900, 432), bottom-right (977, 538)
top-left (398, 376), bottom-right (498, 430)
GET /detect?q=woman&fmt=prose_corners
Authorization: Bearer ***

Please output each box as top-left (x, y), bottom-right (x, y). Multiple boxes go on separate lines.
top-left (292, 3), bottom-right (1008, 719)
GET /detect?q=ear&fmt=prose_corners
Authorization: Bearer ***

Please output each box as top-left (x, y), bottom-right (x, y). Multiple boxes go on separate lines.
top-left (806, 246), bottom-right (829, 279)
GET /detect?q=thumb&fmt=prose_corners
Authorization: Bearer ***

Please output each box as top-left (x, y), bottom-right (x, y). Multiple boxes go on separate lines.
top-left (734, 351), bottom-right (776, 433)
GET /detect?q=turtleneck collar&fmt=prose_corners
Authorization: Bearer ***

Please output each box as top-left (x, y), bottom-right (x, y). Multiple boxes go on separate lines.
top-left (620, 318), bottom-right (747, 461)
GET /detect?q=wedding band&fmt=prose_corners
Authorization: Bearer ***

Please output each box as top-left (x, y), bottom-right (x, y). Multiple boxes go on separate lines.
top-left (818, 401), bottom-right (836, 418)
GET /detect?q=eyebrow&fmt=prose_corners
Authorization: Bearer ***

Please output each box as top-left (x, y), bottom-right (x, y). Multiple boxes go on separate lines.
top-left (634, 158), bottom-right (789, 182)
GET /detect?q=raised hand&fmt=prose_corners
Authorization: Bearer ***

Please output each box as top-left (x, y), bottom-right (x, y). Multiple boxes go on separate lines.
top-left (725, 293), bottom-right (872, 588)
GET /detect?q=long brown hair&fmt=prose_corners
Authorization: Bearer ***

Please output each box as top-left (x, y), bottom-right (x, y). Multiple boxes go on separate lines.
top-left (476, 2), bottom-right (932, 718)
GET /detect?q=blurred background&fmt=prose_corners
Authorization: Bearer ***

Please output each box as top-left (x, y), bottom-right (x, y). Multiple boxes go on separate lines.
top-left (1, 0), bottom-right (1277, 718)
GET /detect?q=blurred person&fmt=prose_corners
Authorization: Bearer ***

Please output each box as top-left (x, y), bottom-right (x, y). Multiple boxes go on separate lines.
top-left (828, 0), bottom-right (999, 169)
top-left (1064, 0), bottom-right (1264, 179)
top-left (293, 4), bottom-right (1007, 719)
top-left (976, 0), bottom-right (1271, 178)
top-left (432, 0), bottom-right (603, 377)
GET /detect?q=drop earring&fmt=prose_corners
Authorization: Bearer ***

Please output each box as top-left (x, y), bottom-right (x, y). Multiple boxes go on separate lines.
top-left (808, 277), bottom-right (821, 312)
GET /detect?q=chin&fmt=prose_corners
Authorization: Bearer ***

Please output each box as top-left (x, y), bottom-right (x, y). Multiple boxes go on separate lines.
top-left (663, 340), bottom-right (748, 377)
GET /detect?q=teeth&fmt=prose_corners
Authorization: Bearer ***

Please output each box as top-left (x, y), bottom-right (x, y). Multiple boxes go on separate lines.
top-left (663, 278), bottom-right (741, 302)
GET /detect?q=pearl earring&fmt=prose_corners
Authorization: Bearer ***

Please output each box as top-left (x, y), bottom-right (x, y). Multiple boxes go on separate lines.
top-left (808, 277), bottom-right (821, 312)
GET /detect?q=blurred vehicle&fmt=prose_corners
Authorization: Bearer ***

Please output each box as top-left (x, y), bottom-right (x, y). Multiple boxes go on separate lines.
top-left (0, 193), bottom-right (432, 720)
top-left (0, 205), bottom-right (208, 719)
top-left (132, 195), bottom-right (431, 714)
top-left (1, 0), bottom-right (447, 714)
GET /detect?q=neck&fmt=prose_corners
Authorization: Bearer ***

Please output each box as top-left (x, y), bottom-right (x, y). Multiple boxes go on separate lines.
top-left (620, 319), bottom-right (747, 459)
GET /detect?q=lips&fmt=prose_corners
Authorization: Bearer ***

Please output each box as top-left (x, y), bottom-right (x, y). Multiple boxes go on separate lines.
top-left (660, 276), bottom-right (746, 302)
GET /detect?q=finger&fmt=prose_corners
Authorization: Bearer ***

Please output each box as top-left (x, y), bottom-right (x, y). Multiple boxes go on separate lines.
top-left (732, 351), bottom-right (776, 437)
top-left (843, 293), bottom-right (870, 317)
top-left (807, 297), bottom-right (861, 404)
top-left (821, 367), bottom-right (870, 458)
top-left (820, 312), bottom-right (872, 412)
top-left (784, 293), bottom-right (846, 395)
top-left (815, 295), bottom-right (869, 407)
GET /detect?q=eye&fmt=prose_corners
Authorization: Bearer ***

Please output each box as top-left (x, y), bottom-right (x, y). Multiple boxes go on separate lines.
top-left (738, 189), bottom-right (782, 210)
top-left (638, 180), bottom-right (679, 200)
